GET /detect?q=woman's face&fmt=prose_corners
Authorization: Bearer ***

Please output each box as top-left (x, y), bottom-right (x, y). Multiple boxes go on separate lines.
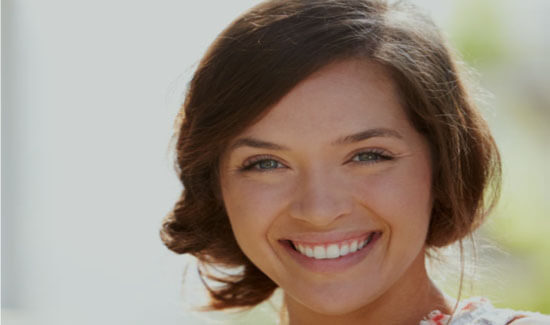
top-left (219, 60), bottom-right (433, 316)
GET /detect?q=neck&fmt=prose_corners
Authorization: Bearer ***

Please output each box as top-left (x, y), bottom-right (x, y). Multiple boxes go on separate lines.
top-left (284, 252), bottom-right (452, 325)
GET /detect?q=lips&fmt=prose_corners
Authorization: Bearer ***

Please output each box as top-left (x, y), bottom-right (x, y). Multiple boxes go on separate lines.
top-left (283, 231), bottom-right (380, 260)
top-left (292, 233), bottom-right (373, 259)
top-left (279, 231), bottom-right (382, 273)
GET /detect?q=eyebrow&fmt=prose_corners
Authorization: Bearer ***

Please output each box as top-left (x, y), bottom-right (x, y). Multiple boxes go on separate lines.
top-left (229, 138), bottom-right (290, 152)
top-left (331, 127), bottom-right (403, 146)
top-left (228, 127), bottom-right (403, 153)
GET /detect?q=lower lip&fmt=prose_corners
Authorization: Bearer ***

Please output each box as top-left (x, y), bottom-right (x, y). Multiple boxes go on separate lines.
top-left (279, 232), bottom-right (381, 273)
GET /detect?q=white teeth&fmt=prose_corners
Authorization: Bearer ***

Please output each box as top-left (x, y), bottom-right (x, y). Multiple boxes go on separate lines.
top-left (313, 246), bottom-right (327, 259)
top-left (350, 240), bottom-right (358, 253)
top-left (326, 244), bottom-right (339, 258)
top-left (340, 243), bottom-right (350, 256)
top-left (291, 233), bottom-right (376, 260)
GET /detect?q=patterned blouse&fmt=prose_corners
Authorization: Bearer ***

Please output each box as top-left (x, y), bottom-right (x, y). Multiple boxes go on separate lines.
top-left (420, 297), bottom-right (548, 325)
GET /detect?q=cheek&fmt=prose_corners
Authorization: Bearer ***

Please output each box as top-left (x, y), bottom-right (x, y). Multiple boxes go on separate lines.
top-left (221, 177), bottom-right (292, 251)
top-left (354, 162), bottom-right (433, 236)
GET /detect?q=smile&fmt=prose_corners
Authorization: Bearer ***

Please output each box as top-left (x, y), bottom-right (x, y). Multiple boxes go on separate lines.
top-left (279, 231), bottom-right (382, 272)
top-left (290, 232), bottom-right (376, 260)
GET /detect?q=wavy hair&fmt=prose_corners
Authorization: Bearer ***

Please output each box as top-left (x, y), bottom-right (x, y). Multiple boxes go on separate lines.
top-left (161, 0), bottom-right (501, 310)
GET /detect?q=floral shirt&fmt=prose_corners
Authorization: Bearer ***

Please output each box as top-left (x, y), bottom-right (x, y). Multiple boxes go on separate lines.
top-left (420, 297), bottom-right (547, 325)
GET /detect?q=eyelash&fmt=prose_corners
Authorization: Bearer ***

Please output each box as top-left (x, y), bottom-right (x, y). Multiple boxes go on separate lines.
top-left (238, 149), bottom-right (394, 172)
top-left (239, 155), bottom-right (285, 172)
top-left (350, 149), bottom-right (393, 164)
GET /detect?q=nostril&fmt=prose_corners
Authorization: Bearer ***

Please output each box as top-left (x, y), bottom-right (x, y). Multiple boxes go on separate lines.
top-left (288, 187), bottom-right (353, 226)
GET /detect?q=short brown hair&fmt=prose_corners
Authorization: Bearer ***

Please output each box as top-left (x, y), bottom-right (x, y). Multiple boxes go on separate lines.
top-left (161, 0), bottom-right (501, 310)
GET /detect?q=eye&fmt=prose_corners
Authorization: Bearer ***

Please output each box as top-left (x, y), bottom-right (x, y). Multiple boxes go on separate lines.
top-left (350, 149), bottom-right (393, 164)
top-left (240, 156), bottom-right (285, 172)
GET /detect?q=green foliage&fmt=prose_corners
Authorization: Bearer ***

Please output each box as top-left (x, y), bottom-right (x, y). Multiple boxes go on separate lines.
top-left (450, 0), bottom-right (509, 67)
top-left (448, 0), bottom-right (550, 314)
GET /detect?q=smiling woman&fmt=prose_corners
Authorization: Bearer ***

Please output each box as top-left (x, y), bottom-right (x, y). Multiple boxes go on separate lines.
top-left (160, 0), bottom-right (549, 324)
top-left (219, 60), bottom-right (437, 321)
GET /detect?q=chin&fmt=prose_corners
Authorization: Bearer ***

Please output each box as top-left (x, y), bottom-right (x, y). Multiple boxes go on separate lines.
top-left (312, 302), bottom-right (365, 316)
top-left (287, 287), bottom-right (379, 316)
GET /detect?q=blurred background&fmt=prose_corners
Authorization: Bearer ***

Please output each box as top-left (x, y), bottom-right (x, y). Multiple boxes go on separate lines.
top-left (2, 0), bottom-right (549, 324)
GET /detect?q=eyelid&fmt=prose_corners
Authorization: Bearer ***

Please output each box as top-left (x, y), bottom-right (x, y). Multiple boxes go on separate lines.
top-left (238, 147), bottom-right (394, 172)
top-left (346, 147), bottom-right (394, 164)
top-left (239, 154), bottom-right (287, 172)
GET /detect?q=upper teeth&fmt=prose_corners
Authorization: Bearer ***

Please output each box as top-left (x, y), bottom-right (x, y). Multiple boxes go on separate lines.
top-left (293, 235), bottom-right (372, 260)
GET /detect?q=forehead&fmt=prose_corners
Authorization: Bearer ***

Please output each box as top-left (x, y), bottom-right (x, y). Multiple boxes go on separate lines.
top-left (232, 59), bottom-right (409, 143)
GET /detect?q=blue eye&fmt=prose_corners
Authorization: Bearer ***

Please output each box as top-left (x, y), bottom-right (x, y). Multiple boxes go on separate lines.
top-left (351, 150), bottom-right (392, 164)
top-left (241, 157), bottom-right (284, 171)
top-left (257, 159), bottom-right (281, 169)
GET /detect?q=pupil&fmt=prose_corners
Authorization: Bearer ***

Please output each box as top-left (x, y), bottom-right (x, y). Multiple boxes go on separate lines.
top-left (359, 153), bottom-right (375, 161)
top-left (260, 160), bottom-right (276, 169)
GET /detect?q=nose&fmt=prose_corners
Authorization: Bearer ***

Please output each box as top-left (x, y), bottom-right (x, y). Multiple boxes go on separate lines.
top-left (289, 167), bottom-right (353, 226)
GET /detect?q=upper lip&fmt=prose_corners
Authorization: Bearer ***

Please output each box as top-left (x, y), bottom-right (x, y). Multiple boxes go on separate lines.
top-left (281, 230), bottom-right (379, 245)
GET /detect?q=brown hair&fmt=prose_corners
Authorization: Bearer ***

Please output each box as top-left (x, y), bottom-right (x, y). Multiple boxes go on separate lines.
top-left (161, 0), bottom-right (501, 310)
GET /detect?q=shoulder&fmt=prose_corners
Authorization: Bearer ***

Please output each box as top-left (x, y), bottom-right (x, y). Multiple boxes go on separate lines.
top-left (509, 315), bottom-right (550, 325)
top-left (447, 297), bottom-right (549, 325)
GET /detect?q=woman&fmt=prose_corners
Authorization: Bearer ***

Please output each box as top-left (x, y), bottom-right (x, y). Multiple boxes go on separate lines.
top-left (161, 0), bottom-right (550, 323)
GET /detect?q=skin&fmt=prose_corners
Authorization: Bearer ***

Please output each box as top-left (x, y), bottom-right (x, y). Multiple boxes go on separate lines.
top-left (219, 59), bottom-right (451, 324)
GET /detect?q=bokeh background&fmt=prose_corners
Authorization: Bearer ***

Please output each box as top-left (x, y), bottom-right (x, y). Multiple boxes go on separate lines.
top-left (2, 0), bottom-right (549, 324)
